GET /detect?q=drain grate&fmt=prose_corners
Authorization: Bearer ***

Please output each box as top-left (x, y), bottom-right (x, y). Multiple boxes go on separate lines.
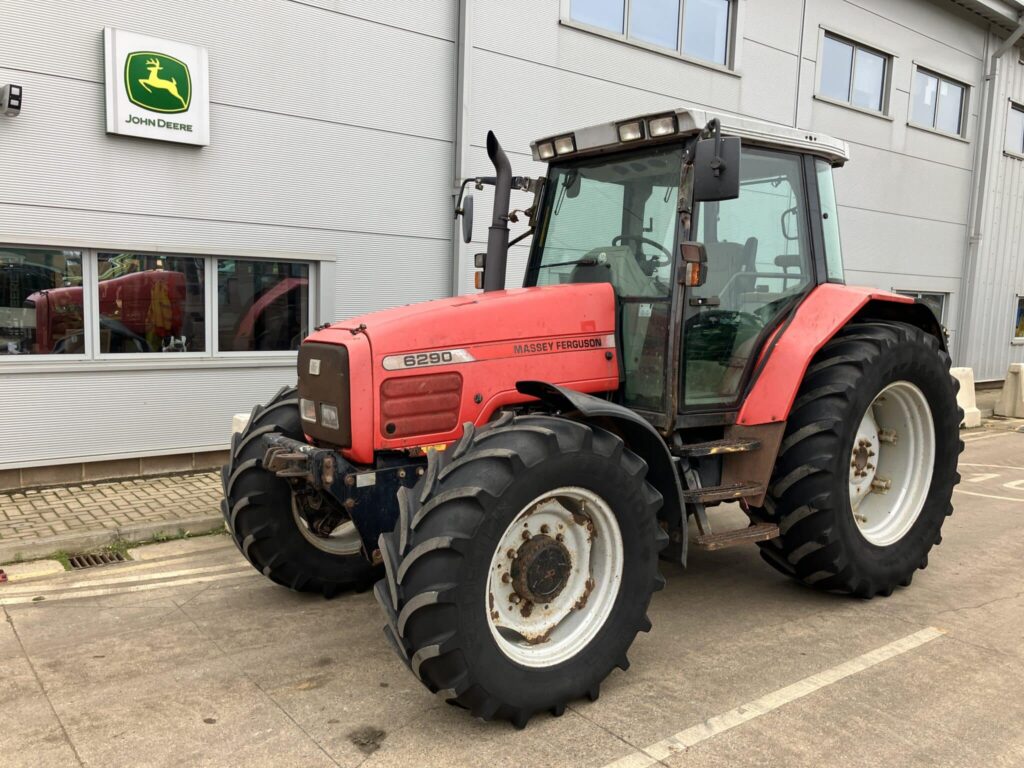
top-left (68, 551), bottom-right (130, 570)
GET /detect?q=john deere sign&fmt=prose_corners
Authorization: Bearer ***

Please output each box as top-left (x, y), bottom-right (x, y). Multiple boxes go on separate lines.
top-left (104, 29), bottom-right (209, 146)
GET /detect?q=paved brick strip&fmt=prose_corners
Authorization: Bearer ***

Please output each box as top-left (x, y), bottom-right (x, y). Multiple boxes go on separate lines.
top-left (0, 472), bottom-right (222, 545)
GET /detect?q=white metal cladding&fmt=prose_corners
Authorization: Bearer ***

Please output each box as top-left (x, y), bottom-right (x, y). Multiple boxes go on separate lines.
top-left (0, 0), bottom-right (457, 467)
top-left (962, 53), bottom-right (1024, 380)
top-left (0, 365), bottom-right (301, 469)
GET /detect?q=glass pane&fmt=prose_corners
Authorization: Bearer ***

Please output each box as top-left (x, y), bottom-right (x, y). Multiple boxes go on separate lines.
top-left (820, 36), bottom-right (853, 102)
top-left (688, 150), bottom-right (812, 406)
top-left (531, 144), bottom-right (682, 298)
top-left (570, 0), bottom-right (625, 33)
top-left (911, 70), bottom-right (938, 127)
top-left (682, 0), bottom-right (730, 65)
top-left (816, 159), bottom-right (845, 282)
top-left (218, 259), bottom-right (310, 352)
top-left (0, 247), bottom-right (84, 355)
top-left (629, 0), bottom-right (679, 50)
top-left (1008, 106), bottom-right (1024, 154)
top-left (851, 47), bottom-right (886, 111)
top-left (1016, 297), bottom-right (1024, 339)
top-left (936, 80), bottom-right (964, 134)
top-left (97, 252), bottom-right (205, 353)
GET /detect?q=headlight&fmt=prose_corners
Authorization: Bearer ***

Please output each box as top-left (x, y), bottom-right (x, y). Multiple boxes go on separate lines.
top-left (618, 120), bottom-right (644, 142)
top-left (648, 114), bottom-right (678, 137)
top-left (300, 398), bottom-right (317, 422)
top-left (320, 404), bottom-right (340, 430)
top-left (554, 135), bottom-right (576, 155)
top-left (537, 141), bottom-right (555, 160)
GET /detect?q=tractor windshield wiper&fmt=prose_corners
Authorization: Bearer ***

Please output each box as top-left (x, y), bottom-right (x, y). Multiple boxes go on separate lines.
top-left (526, 257), bottom-right (598, 272)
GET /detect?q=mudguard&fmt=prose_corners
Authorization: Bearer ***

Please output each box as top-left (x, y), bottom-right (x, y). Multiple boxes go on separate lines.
top-left (517, 381), bottom-right (687, 565)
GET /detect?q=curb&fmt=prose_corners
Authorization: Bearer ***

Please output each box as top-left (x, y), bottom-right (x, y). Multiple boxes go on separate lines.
top-left (0, 514), bottom-right (225, 565)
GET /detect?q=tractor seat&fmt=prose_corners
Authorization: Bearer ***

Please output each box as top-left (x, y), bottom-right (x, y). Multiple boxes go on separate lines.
top-left (702, 237), bottom-right (758, 298)
top-left (569, 246), bottom-right (660, 298)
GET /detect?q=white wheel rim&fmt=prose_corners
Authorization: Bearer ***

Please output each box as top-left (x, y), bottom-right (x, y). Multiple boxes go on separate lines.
top-left (848, 381), bottom-right (935, 546)
top-left (486, 487), bottom-right (624, 668)
top-left (292, 497), bottom-right (363, 556)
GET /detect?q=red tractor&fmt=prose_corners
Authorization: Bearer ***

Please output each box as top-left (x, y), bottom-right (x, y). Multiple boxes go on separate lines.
top-left (223, 108), bottom-right (961, 727)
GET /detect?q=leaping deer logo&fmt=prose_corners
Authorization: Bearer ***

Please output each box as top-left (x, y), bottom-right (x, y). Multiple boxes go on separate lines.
top-left (138, 57), bottom-right (186, 109)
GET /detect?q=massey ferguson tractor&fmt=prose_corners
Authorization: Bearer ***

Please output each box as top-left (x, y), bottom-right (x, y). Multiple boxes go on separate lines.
top-left (222, 107), bottom-right (961, 728)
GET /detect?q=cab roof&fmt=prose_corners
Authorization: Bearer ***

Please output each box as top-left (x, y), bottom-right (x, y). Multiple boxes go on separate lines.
top-left (530, 105), bottom-right (850, 167)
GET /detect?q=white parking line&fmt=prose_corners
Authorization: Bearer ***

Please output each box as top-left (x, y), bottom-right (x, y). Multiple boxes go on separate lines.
top-left (960, 462), bottom-right (1024, 471)
top-left (0, 569), bottom-right (255, 606)
top-left (953, 488), bottom-right (1024, 503)
top-left (600, 627), bottom-right (946, 768)
top-left (965, 473), bottom-right (999, 483)
top-left (961, 432), bottom-right (1015, 443)
top-left (0, 561), bottom-right (248, 595)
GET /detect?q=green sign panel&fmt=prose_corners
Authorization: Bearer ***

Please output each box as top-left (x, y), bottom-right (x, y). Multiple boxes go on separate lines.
top-left (124, 51), bottom-right (191, 113)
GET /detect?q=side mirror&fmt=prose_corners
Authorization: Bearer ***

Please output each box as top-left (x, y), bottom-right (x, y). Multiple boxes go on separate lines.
top-left (678, 241), bottom-right (708, 287)
top-left (461, 195), bottom-right (474, 243)
top-left (780, 205), bottom-right (798, 241)
top-left (692, 136), bottom-right (741, 202)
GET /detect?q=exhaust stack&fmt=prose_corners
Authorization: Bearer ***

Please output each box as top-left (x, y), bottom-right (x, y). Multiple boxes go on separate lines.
top-left (483, 131), bottom-right (512, 292)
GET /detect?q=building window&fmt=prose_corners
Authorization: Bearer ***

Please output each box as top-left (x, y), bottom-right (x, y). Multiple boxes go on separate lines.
top-left (819, 33), bottom-right (890, 113)
top-left (217, 259), bottom-right (310, 352)
top-left (1007, 103), bottom-right (1024, 155)
top-left (0, 246), bottom-right (84, 355)
top-left (910, 68), bottom-right (967, 136)
top-left (97, 252), bottom-right (206, 354)
top-left (895, 290), bottom-right (946, 325)
top-left (1, 245), bottom-right (314, 362)
top-left (568, 0), bottom-right (733, 66)
top-left (1015, 296), bottom-right (1024, 341)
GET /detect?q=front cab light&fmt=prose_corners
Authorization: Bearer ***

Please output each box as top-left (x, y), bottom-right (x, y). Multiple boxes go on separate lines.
top-left (618, 120), bottom-right (644, 142)
top-left (648, 114), bottom-right (678, 137)
top-left (537, 141), bottom-right (555, 160)
top-left (554, 135), bottom-right (576, 155)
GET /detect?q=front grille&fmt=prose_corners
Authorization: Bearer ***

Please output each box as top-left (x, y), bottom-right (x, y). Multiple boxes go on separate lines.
top-left (297, 342), bottom-right (352, 447)
top-left (380, 372), bottom-right (462, 438)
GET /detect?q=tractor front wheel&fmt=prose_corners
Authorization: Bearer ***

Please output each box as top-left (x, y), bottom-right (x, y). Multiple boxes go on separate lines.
top-left (376, 413), bottom-right (666, 728)
top-left (758, 322), bottom-right (962, 597)
top-left (222, 386), bottom-right (378, 596)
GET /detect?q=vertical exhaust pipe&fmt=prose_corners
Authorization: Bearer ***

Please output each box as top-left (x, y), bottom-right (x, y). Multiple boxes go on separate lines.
top-left (483, 131), bottom-right (512, 291)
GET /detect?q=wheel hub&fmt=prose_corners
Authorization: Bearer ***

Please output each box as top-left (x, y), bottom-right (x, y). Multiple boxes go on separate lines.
top-left (511, 535), bottom-right (572, 604)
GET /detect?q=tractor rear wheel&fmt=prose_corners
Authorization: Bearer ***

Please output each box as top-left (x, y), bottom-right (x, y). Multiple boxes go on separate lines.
top-left (375, 413), bottom-right (666, 728)
top-left (758, 322), bottom-right (962, 597)
top-left (222, 386), bottom-right (377, 596)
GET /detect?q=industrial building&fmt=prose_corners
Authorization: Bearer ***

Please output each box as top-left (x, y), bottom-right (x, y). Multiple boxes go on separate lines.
top-left (2, 0), bottom-right (1023, 480)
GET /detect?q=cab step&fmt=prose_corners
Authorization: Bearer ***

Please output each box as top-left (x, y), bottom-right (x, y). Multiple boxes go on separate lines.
top-left (696, 522), bottom-right (780, 551)
top-left (680, 481), bottom-right (764, 504)
top-left (674, 438), bottom-right (761, 458)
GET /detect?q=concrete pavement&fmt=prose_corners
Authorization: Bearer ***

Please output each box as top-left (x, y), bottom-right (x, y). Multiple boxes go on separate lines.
top-left (1, 429), bottom-right (1023, 767)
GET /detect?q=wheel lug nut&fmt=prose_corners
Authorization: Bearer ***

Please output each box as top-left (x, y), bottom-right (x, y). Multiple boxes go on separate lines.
top-left (556, 533), bottom-right (564, 542)
top-left (522, 530), bottom-right (531, 540)
top-left (501, 572), bottom-right (511, 584)
top-left (509, 594), bottom-right (520, 604)
top-left (506, 548), bottom-right (516, 559)
top-left (540, 524), bottom-right (550, 534)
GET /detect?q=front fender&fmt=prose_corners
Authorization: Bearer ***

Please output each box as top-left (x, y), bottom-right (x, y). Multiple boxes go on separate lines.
top-left (516, 381), bottom-right (687, 565)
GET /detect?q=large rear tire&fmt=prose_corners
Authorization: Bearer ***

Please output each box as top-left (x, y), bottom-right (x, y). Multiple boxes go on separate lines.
top-left (375, 413), bottom-right (667, 727)
top-left (221, 386), bottom-right (378, 596)
top-left (758, 322), bottom-right (962, 597)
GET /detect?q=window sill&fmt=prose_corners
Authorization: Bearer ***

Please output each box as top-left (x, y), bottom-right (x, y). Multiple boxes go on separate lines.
top-left (812, 94), bottom-right (893, 122)
top-left (906, 121), bottom-right (970, 144)
top-left (558, 18), bottom-right (740, 79)
top-left (1, 355), bottom-right (297, 375)
top-left (1004, 149), bottom-right (1024, 162)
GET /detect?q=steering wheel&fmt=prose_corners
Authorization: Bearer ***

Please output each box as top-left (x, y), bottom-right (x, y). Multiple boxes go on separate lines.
top-left (612, 234), bottom-right (672, 268)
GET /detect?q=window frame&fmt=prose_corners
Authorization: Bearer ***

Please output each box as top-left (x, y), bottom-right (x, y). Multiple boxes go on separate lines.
top-left (1013, 294), bottom-right (1024, 345)
top-left (1, 243), bottom-right (318, 366)
top-left (814, 28), bottom-right (895, 119)
top-left (1005, 101), bottom-right (1024, 160)
top-left (907, 63), bottom-right (970, 140)
top-left (893, 289), bottom-right (947, 325)
top-left (560, 0), bottom-right (743, 74)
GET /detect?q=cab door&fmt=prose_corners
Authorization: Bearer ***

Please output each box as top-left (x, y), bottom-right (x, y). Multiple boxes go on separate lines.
top-left (681, 148), bottom-right (815, 410)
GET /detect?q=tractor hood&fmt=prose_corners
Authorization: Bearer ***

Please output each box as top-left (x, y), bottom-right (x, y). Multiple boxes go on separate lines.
top-left (301, 283), bottom-right (620, 464)
top-left (306, 283), bottom-right (617, 354)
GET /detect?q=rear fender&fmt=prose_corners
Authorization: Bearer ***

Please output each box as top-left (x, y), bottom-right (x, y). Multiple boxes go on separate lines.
top-left (737, 284), bottom-right (941, 426)
top-left (516, 381), bottom-right (687, 565)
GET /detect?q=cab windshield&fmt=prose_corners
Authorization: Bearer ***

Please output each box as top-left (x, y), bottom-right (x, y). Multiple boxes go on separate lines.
top-left (527, 144), bottom-right (684, 298)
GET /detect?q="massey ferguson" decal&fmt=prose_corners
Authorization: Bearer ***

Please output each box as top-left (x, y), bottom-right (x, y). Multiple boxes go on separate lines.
top-left (382, 334), bottom-right (615, 371)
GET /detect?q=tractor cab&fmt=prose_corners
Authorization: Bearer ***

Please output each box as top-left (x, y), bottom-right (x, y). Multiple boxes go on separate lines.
top-left (521, 107), bottom-right (849, 428)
